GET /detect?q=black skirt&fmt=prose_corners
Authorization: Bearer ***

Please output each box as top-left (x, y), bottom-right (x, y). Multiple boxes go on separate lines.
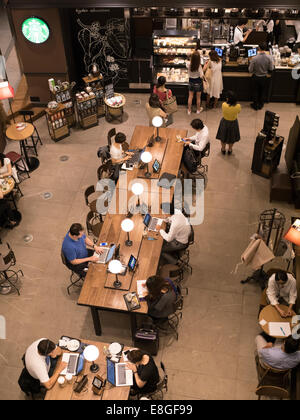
top-left (216, 118), bottom-right (240, 144)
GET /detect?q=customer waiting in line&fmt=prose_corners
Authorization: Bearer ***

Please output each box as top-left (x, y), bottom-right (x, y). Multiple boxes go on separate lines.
top-left (216, 90), bottom-right (241, 155)
top-left (110, 132), bottom-right (134, 165)
top-left (248, 42), bottom-right (274, 111)
top-left (266, 270), bottom-right (297, 318)
top-left (153, 75), bottom-right (173, 126)
top-left (186, 50), bottom-right (204, 115)
top-left (24, 338), bottom-right (67, 391)
top-left (255, 334), bottom-right (300, 370)
top-left (145, 93), bottom-right (167, 127)
top-left (183, 118), bottom-right (209, 158)
top-left (62, 223), bottom-right (103, 277)
top-left (145, 275), bottom-right (178, 320)
top-left (126, 349), bottom-right (160, 395)
top-left (203, 50), bottom-right (223, 109)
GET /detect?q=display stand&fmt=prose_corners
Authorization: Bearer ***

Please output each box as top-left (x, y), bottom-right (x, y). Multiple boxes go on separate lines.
top-left (50, 86), bottom-right (76, 127)
top-left (45, 103), bottom-right (70, 142)
top-left (104, 92), bottom-right (126, 123)
top-left (76, 96), bottom-right (98, 129)
top-left (82, 75), bottom-right (105, 117)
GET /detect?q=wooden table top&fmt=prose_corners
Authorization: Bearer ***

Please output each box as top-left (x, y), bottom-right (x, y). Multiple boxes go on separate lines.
top-left (0, 176), bottom-right (15, 196)
top-left (259, 305), bottom-right (296, 338)
top-left (45, 339), bottom-right (130, 400)
top-left (6, 122), bottom-right (34, 141)
top-left (78, 125), bottom-right (186, 312)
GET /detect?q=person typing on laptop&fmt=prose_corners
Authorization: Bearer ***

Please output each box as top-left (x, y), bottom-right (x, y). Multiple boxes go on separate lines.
top-left (126, 349), bottom-right (159, 396)
top-left (24, 338), bottom-right (67, 391)
top-left (62, 223), bottom-right (104, 277)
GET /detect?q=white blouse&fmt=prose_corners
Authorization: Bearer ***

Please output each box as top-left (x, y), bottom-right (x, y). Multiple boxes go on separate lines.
top-left (110, 143), bottom-right (124, 160)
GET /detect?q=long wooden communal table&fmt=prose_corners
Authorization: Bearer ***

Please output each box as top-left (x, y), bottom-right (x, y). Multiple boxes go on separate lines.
top-left (77, 126), bottom-right (187, 339)
top-left (45, 339), bottom-right (130, 400)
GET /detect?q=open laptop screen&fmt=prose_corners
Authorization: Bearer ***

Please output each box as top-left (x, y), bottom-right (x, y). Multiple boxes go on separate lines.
top-left (143, 213), bottom-right (151, 227)
top-left (106, 358), bottom-right (116, 385)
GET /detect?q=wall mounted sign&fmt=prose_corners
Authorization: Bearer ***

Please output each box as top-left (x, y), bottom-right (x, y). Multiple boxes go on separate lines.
top-left (22, 17), bottom-right (50, 44)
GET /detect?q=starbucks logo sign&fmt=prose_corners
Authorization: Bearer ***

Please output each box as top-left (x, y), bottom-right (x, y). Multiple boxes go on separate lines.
top-left (22, 17), bottom-right (50, 44)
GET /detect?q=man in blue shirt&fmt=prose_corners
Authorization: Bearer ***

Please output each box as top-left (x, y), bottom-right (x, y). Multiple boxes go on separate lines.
top-left (62, 223), bottom-right (103, 276)
top-left (255, 334), bottom-right (300, 370)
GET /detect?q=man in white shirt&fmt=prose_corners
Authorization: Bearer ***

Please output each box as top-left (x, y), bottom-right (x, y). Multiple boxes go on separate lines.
top-left (25, 338), bottom-right (67, 390)
top-left (233, 19), bottom-right (252, 46)
top-left (266, 270), bottom-right (297, 318)
top-left (159, 208), bottom-right (191, 264)
top-left (183, 119), bottom-right (209, 156)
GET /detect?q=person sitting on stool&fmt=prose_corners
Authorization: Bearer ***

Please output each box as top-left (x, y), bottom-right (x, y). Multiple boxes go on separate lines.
top-left (255, 334), bottom-right (300, 370)
top-left (62, 223), bottom-right (103, 277)
top-left (126, 349), bottom-right (160, 396)
top-left (145, 275), bottom-right (178, 320)
top-left (183, 118), bottom-right (210, 159)
top-left (266, 270), bottom-right (297, 318)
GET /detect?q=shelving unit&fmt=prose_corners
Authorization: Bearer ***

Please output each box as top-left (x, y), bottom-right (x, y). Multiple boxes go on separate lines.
top-left (51, 86), bottom-right (76, 127)
top-left (45, 103), bottom-right (70, 142)
top-left (76, 96), bottom-right (98, 129)
top-left (82, 75), bottom-right (105, 118)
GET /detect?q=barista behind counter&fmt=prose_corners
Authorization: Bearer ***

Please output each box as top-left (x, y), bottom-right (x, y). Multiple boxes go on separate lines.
top-left (234, 19), bottom-right (253, 46)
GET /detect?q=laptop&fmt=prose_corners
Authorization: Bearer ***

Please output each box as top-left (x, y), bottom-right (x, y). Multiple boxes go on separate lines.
top-left (94, 244), bottom-right (116, 264)
top-left (106, 358), bottom-right (133, 387)
top-left (143, 213), bottom-right (163, 232)
top-left (61, 353), bottom-right (79, 376)
top-left (126, 147), bottom-right (146, 166)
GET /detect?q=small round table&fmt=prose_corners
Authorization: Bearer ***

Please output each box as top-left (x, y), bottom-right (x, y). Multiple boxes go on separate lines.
top-left (6, 123), bottom-right (40, 172)
top-left (259, 304), bottom-right (296, 338)
top-left (104, 93), bottom-right (126, 123)
top-left (0, 176), bottom-right (15, 196)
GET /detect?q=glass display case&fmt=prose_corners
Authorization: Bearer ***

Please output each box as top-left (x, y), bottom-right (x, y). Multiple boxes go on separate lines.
top-left (152, 30), bottom-right (198, 86)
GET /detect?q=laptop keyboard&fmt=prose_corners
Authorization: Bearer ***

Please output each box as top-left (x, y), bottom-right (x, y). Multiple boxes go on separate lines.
top-left (97, 248), bottom-right (109, 263)
top-left (118, 364), bottom-right (126, 385)
top-left (149, 217), bottom-right (158, 231)
top-left (67, 354), bottom-right (78, 374)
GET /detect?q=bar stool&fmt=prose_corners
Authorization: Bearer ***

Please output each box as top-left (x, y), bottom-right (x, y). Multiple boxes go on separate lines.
top-left (0, 243), bottom-right (23, 295)
top-left (19, 110), bottom-right (43, 156)
top-left (5, 151), bottom-right (30, 181)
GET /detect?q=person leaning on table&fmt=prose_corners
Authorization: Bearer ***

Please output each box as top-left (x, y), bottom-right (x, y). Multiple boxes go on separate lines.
top-left (266, 270), bottom-right (297, 318)
top-left (126, 349), bottom-right (159, 396)
top-left (255, 334), bottom-right (300, 370)
top-left (24, 338), bottom-right (67, 391)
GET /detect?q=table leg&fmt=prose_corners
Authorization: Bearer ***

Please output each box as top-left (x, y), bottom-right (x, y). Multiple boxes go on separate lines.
top-left (91, 307), bottom-right (102, 336)
top-left (130, 312), bottom-right (137, 342)
top-left (20, 140), bottom-right (40, 172)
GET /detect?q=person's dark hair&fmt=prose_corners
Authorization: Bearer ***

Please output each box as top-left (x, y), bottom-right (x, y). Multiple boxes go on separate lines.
top-left (284, 336), bottom-right (300, 354)
top-left (69, 223), bottom-right (84, 236)
top-left (190, 50), bottom-right (201, 73)
top-left (127, 349), bottom-right (144, 363)
top-left (115, 132), bottom-right (126, 143)
top-left (209, 50), bottom-right (220, 62)
top-left (275, 270), bottom-right (288, 283)
top-left (238, 18), bottom-right (248, 26)
top-left (146, 275), bottom-right (170, 302)
top-left (38, 339), bottom-right (56, 356)
top-left (157, 76), bottom-right (166, 88)
top-left (259, 42), bottom-right (268, 51)
top-left (149, 93), bottom-right (161, 109)
top-left (191, 118), bottom-right (204, 131)
top-left (0, 153), bottom-right (6, 167)
top-left (226, 91), bottom-right (238, 106)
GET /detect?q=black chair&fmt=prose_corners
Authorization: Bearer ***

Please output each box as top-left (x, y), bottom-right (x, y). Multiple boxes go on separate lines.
top-left (164, 226), bottom-right (194, 274)
top-left (61, 249), bottom-right (85, 295)
top-left (97, 160), bottom-right (114, 181)
top-left (107, 128), bottom-right (116, 147)
top-left (86, 211), bottom-right (103, 240)
top-left (137, 362), bottom-right (168, 400)
top-left (19, 110), bottom-right (43, 156)
top-left (84, 185), bottom-right (97, 213)
top-left (159, 264), bottom-right (188, 295)
top-left (5, 151), bottom-right (30, 182)
top-left (0, 243), bottom-right (23, 295)
top-left (189, 142), bottom-right (210, 190)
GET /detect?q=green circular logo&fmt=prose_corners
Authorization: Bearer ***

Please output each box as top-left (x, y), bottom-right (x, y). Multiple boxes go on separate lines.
top-left (22, 17), bottom-right (50, 44)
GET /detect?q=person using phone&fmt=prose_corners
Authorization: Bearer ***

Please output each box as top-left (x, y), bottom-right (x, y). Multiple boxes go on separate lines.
top-left (183, 119), bottom-right (209, 157)
top-left (62, 223), bottom-right (104, 277)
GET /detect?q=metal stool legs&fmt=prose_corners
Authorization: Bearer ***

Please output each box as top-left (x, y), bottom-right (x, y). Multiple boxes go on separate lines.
top-left (0, 268), bottom-right (23, 295)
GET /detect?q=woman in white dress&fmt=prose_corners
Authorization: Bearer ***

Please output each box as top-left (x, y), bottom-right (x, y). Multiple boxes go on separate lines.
top-left (204, 50), bottom-right (223, 109)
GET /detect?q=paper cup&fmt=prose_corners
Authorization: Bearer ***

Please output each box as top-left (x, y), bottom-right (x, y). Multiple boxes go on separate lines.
top-left (58, 376), bottom-right (66, 387)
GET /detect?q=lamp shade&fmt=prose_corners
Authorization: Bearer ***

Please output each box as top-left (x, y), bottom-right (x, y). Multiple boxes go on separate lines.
top-left (141, 151), bottom-right (152, 164)
top-left (152, 116), bottom-right (163, 128)
top-left (0, 81), bottom-right (14, 100)
top-left (121, 218), bottom-right (134, 232)
top-left (108, 259), bottom-right (122, 274)
top-left (83, 345), bottom-right (99, 362)
top-left (284, 219), bottom-right (300, 246)
top-left (131, 182), bottom-right (144, 196)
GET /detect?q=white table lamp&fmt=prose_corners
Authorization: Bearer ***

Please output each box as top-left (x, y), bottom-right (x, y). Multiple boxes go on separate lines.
top-left (152, 115), bottom-right (163, 142)
top-left (108, 259), bottom-right (123, 288)
top-left (83, 345), bottom-right (100, 373)
top-left (131, 182), bottom-right (144, 208)
top-left (141, 151), bottom-right (152, 178)
top-left (121, 218), bottom-right (134, 247)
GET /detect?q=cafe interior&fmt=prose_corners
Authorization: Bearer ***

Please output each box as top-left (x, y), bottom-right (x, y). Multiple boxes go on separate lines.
top-left (1, 0), bottom-right (300, 401)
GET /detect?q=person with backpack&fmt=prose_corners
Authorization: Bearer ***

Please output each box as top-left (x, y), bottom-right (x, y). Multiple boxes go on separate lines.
top-left (216, 90), bottom-right (241, 155)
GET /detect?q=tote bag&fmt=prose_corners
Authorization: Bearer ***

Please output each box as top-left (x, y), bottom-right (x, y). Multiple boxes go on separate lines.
top-left (162, 94), bottom-right (178, 114)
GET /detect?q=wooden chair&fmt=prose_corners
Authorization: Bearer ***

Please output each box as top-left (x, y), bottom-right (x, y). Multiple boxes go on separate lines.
top-left (84, 185), bottom-right (97, 213)
top-left (86, 211), bottom-right (103, 240)
top-left (255, 355), bottom-right (291, 400)
top-left (107, 128), bottom-right (116, 147)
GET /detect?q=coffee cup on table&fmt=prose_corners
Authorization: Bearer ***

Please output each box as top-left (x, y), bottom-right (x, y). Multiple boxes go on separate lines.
top-left (58, 376), bottom-right (66, 387)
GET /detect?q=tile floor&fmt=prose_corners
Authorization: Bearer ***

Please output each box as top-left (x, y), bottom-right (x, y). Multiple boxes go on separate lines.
top-left (0, 93), bottom-right (299, 400)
